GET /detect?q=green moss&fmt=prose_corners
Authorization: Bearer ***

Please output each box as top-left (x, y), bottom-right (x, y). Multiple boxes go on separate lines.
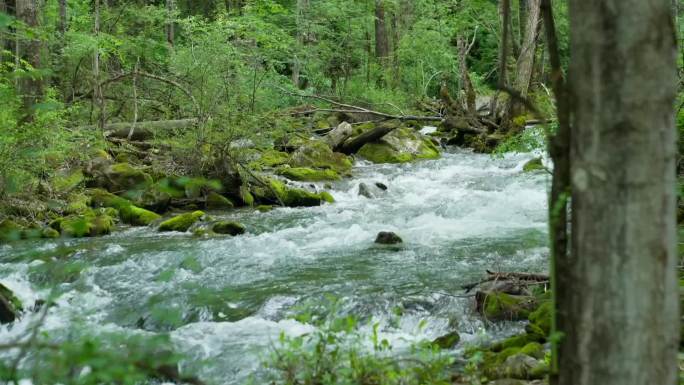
top-left (206, 192), bottom-right (234, 209)
top-left (50, 209), bottom-right (115, 238)
top-left (481, 292), bottom-right (537, 321)
top-left (490, 333), bottom-right (542, 352)
top-left (519, 342), bottom-right (544, 359)
top-left (289, 140), bottom-right (353, 175)
top-left (416, 137), bottom-right (441, 160)
top-left (259, 149), bottom-right (291, 167)
top-left (432, 331), bottom-right (461, 349)
top-left (212, 221), bottom-right (246, 236)
top-left (523, 157), bottom-right (545, 172)
top-left (268, 179), bottom-right (325, 207)
top-left (0, 283), bottom-right (22, 313)
top-left (104, 162), bottom-right (153, 190)
top-left (41, 227), bottom-right (60, 239)
top-left (278, 167), bottom-right (341, 181)
top-left (158, 211), bottom-right (205, 232)
top-left (240, 185), bottom-right (255, 206)
top-left (257, 205), bottom-right (273, 212)
top-left (89, 189), bottom-right (161, 226)
top-left (65, 193), bottom-right (91, 215)
top-left (528, 301), bottom-right (552, 336)
top-left (358, 142), bottom-right (414, 163)
top-left (51, 168), bottom-right (84, 193)
top-left (0, 220), bottom-right (23, 242)
top-left (0, 283), bottom-right (22, 324)
top-left (320, 191), bottom-right (335, 203)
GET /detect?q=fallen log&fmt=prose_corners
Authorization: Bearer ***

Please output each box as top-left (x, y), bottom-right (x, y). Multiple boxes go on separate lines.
top-left (462, 270), bottom-right (549, 293)
top-left (336, 120), bottom-right (399, 155)
top-left (78, 119), bottom-right (198, 141)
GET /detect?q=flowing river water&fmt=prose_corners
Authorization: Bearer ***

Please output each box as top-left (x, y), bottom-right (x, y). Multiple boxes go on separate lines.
top-left (0, 148), bottom-right (549, 384)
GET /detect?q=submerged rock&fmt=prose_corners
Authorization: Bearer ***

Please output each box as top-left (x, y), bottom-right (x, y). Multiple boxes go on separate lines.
top-left (358, 182), bottom-right (387, 198)
top-left (432, 331), bottom-right (461, 349)
top-left (375, 231), bottom-right (403, 245)
top-left (0, 283), bottom-right (22, 324)
top-left (159, 211), bottom-right (206, 232)
top-left (357, 127), bottom-right (440, 164)
top-left (212, 221), bottom-right (246, 236)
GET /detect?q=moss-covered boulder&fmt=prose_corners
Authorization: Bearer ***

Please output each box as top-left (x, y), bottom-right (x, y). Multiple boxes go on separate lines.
top-left (0, 283), bottom-right (22, 324)
top-left (476, 291), bottom-right (538, 321)
top-left (51, 168), bottom-right (85, 193)
top-left (212, 221), bottom-right (246, 236)
top-left (257, 205), bottom-right (273, 212)
top-left (258, 149), bottom-right (291, 168)
top-left (252, 179), bottom-right (334, 207)
top-left (89, 189), bottom-right (161, 226)
top-left (277, 167), bottom-right (341, 182)
top-left (41, 227), bottom-right (60, 239)
top-left (159, 211), bottom-right (206, 232)
top-left (95, 162), bottom-right (153, 192)
top-left (290, 140), bottom-right (353, 175)
top-left (206, 192), bottom-right (234, 209)
top-left (523, 157), bottom-right (545, 172)
top-left (0, 220), bottom-right (23, 242)
top-left (50, 209), bottom-right (115, 238)
top-left (65, 193), bottom-right (91, 215)
top-left (528, 300), bottom-right (552, 336)
top-left (357, 127), bottom-right (440, 164)
top-left (432, 331), bottom-right (461, 349)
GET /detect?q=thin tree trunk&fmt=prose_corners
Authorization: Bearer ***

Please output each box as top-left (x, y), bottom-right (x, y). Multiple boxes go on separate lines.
top-left (93, 0), bottom-right (105, 129)
top-left (490, 0), bottom-right (511, 120)
top-left (166, 0), bottom-right (174, 47)
top-left (0, 0), bottom-right (6, 57)
top-left (457, 34), bottom-right (477, 117)
top-left (15, 0), bottom-right (43, 115)
top-left (374, 0), bottom-right (389, 62)
top-left (558, 0), bottom-right (679, 384)
top-left (292, 0), bottom-right (308, 88)
top-left (518, 0), bottom-right (528, 49)
top-left (58, 0), bottom-right (67, 35)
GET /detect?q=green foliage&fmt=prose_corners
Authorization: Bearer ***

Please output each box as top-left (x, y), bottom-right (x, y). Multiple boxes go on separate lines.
top-left (261, 298), bottom-right (454, 385)
top-left (493, 125), bottom-right (547, 155)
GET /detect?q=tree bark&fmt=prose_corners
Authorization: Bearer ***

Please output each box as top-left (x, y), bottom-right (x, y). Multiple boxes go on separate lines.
top-left (374, 0), bottom-right (389, 62)
top-left (506, 0), bottom-right (540, 118)
top-left (166, 0), bottom-right (174, 47)
top-left (93, 0), bottom-right (105, 129)
top-left (518, 0), bottom-right (528, 49)
top-left (457, 34), bottom-right (476, 117)
top-left (292, 0), bottom-right (308, 88)
top-left (0, 0), bottom-right (6, 56)
top-left (58, 0), bottom-right (67, 35)
top-left (15, 0), bottom-right (43, 113)
top-left (558, 0), bottom-right (679, 384)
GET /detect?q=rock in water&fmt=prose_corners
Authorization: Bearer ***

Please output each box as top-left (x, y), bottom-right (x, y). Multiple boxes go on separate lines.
top-left (212, 221), bottom-right (246, 236)
top-left (0, 283), bottom-right (22, 324)
top-left (375, 231), bottom-right (403, 245)
top-left (358, 183), bottom-right (373, 198)
top-left (375, 182), bottom-right (388, 191)
top-left (432, 331), bottom-right (461, 349)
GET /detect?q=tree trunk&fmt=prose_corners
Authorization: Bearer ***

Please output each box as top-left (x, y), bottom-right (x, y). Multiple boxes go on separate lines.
top-left (58, 0), bottom-right (66, 35)
top-left (457, 35), bottom-right (476, 117)
top-left (166, 0), bottom-right (174, 47)
top-left (518, 0), bottom-right (528, 49)
top-left (292, 0), bottom-right (308, 88)
top-left (93, 0), bottom-right (105, 129)
top-left (490, 0), bottom-right (511, 120)
top-left (558, 1), bottom-right (679, 384)
top-left (15, 0), bottom-right (43, 113)
top-left (507, 0), bottom-right (540, 118)
top-left (374, 0), bottom-right (389, 62)
top-left (0, 0), bottom-right (6, 56)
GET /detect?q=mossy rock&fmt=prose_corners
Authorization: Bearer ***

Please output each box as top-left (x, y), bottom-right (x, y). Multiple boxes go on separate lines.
top-left (270, 179), bottom-right (332, 207)
top-left (65, 193), bottom-right (91, 215)
top-left (289, 140), bottom-right (353, 175)
top-left (477, 291), bottom-right (538, 321)
top-left (159, 211), bottom-right (206, 232)
top-left (257, 205), bottom-right (273, 212)
top-left (519, 342), bottom-right (545, 359)
top-left (259, 149), bottom-right (291, 167)
top-left (357, 127), bottom-right (440, 164)
top-left (0, 283), bottom-right (22, 324)
top-left (490, 333), bottom-right (543, 352)
top-left (41, 227), bottom-right (60, 239)
top-left (278, 167), bottom-right (341, 182)
top-left (206, 192), bottom-right (234, 210)
top-left (99, 163), bottom-right (153, 192)
top-left (240, 185), bottom-right (255, 206)
top-left (50, 209), bottom-right (115, 238)
top-left (89, 189), bottom-right (161, 226)
top-left (319, 191), bottom-right (335, 203)
top-left (0, 220), bottom-right (23, 242)
top-left (528, 300), bottom-right (552, 336)
top-left (51, 168), bottom-right (85, 193)
top-left (432, 331), bottom-right (461, 349)
top-left (211, 221), bottom-right (246, 236)
top-left (523, 157), bottom-right (545, 172)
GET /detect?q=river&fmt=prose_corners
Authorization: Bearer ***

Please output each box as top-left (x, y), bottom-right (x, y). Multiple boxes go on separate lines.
top-left (0, 147), bottom-right (549, 384)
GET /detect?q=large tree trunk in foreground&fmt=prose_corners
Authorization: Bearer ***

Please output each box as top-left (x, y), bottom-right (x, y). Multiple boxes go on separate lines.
top-left (558, 0), bottom-right (679, 384)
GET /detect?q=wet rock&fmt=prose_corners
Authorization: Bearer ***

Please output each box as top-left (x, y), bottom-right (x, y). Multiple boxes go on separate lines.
top-left (257, 205), bottom-right (273, 212)
top-left (0, 283), bottom-right (23, 324)
top-left (0, 219), bottom-right (23, 242)
top-left (206, 192), bottom-right (234, 210)
top-left (528, 300), bottom-right (552, 335)
top-left (50, 168), bottom-right (85, 194)
top-left (49, 209), bottom-right (115, 238)
top-left (290, 140), bottom-right (353, 175)
top-left (325, 121), bottom-right (353, 148)
top-left (91, 162), bottom-right (153, 192)
top-left (432, 331), bottom-right (461, 349)
top-left (258, 149), bottom-right (290, 168)
top-left (475, 291), bottom-right (538, 321)
top-left (278, 167), bottom-right (341, 182)
top-left (159, 211), bottom-right (205, 232)
top-left (358, 127), bottom-right (440, 164)
top-left (375, 231), bottom-right (403, 245)
top-left (212, 221), bottom-right (246, 236)
top-left (358, 183), bottom-right (373, 198)
top-left (252, 179), bottom-right (333, 207)
top-left (523, 158), bottom-right (544, 172)
top-left (375, 182), bottom-right (388, 191)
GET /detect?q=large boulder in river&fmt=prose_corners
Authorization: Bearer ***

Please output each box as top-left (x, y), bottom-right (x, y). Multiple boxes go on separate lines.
top-left (325, 121), bottom-right (353, 148)
top-left (277, 167), bottom-right (341, 182)
top-left (358, 128), bottom-right (440, 164)
top-left (475, 291), bottom-right (538, 321)
top-left (0, 283), bottom-right (22, 324)
top-left (159, 211), bottom-right (206, 232)
top-left (251, 178), bottom-right (334, 207)
top-left (49, 208), bottom-right (116, 238)
top-left (89, 189), bottom-right (161, 226)
top-left (89, 162), bottom-right (153, 192)
top-left (211, 220), bottom-right (246, 236)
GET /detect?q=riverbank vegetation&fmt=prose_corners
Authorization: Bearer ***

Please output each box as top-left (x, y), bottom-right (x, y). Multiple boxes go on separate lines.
top-left (0, 0), bottom-right (682, 384)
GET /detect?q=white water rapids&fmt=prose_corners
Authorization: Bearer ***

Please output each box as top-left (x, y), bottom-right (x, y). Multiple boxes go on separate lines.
top-left (0, 147), bottom-right (550, 384)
